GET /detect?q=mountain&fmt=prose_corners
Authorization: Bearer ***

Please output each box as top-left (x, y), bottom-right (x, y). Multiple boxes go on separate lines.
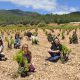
top-left (70, 11), bottom-right (80, 15)
top-left (0, 9), bottom-right (80, 25)
top-left (0, 9), bottom-right (40, 16)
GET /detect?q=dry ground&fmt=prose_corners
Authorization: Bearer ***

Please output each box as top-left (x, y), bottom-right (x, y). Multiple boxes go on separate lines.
top-left (0, 29), bottom-right (80, 80)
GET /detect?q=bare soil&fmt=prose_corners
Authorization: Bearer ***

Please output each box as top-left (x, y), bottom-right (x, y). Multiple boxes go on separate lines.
top-left (0, 29), bottom-right (80, 80)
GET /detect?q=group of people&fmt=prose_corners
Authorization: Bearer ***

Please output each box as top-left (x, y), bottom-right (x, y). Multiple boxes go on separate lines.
top-left (0, 34), bottom-right (35, 77)
top-left (0, 30), bottom-right (73, 78)
top-left (47, 30), bottom-right (78, 44)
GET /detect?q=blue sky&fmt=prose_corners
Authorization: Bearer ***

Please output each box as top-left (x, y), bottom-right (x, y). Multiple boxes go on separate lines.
top-left (0, 0), bottom-right (80, 14)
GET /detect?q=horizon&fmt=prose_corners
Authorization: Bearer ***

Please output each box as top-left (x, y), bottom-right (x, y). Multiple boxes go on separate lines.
top-left (0, 0), bottom-right (80, 14)
top-left (0, 9), bottom-right (80, 15)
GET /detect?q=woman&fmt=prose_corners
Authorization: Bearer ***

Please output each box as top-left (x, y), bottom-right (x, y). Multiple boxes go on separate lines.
top-left (14, 44), bottom-right (35, 77)
top-left (14, 32), bottom-right (21, 49)
top-left (0, 39), bottom-right (7, 61)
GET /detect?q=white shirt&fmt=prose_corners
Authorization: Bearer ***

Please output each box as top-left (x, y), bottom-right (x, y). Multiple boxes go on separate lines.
top-left (0, 45), bottom-right (4, 54)
top-left (31, 36), bottom-right (38, 41)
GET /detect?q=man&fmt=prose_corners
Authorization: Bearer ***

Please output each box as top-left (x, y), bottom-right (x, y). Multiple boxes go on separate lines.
top-left (26, 31), bottom-right (32, 40)
top-left (48, 38), bottom-right (62, 62)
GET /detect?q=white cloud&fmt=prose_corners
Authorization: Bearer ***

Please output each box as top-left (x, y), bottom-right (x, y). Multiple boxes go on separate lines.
top-left (0, 0), bottom-right (57, 11)
top-left (0, 0), bottom-right (78, 14)
top-left (53, 6), bottom-right (78, 14)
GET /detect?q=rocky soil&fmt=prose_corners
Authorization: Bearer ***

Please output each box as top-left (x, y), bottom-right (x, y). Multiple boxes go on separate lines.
top-left (0, 29), bottom-right (80, 80)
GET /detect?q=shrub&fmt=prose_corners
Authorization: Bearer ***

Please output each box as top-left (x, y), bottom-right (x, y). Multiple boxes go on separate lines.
top-left (13, 50), bottom-right (29, 73)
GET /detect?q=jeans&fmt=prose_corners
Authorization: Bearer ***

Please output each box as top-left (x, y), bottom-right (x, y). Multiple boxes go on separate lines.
top-left (48, 52), bottom-right (60, 62)
top-left (0, 53), bottom-right (5, 60)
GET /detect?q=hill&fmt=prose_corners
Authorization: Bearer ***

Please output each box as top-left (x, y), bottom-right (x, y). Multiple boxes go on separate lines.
top-left (0, 9), bottom-right (80, 26)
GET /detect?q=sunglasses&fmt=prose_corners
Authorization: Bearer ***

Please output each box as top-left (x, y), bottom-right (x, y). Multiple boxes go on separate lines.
top-left (23, 47), bottom-right (28, 48)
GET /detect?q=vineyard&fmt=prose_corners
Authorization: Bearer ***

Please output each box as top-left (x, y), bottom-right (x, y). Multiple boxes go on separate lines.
top-left (0, 25), bottom-right (80, 80)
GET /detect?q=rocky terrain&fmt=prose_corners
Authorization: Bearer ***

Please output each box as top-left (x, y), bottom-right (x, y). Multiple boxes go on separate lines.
top-left (0, 29), bottom-right (80, 80)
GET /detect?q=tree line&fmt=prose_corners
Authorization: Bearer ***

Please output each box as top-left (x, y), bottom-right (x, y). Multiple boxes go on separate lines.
top-left (0, 9), bottom-right (80, 26)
